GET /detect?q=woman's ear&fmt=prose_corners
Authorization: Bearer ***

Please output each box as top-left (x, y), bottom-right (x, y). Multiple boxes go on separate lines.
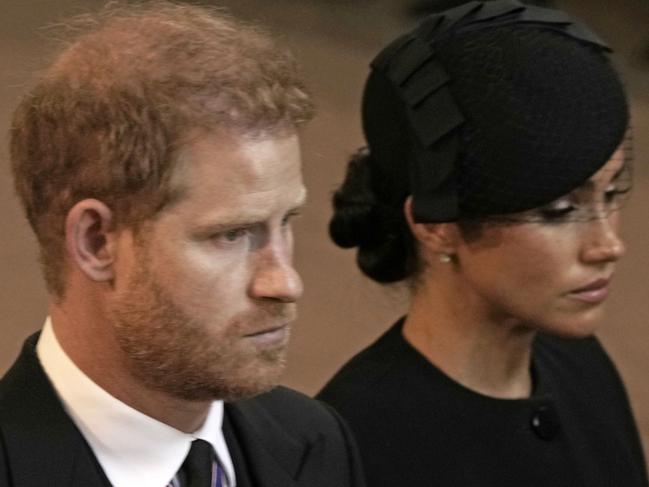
top-left (65, 199), bottom-right (118, 282)
top-left (404, 196), bottom-right (459, 260)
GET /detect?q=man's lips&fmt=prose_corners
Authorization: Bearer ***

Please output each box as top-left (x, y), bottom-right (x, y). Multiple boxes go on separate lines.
top-left (243, 323), bottom-right (290, 346)
top-left (244, 324), bottom-right (288, 337)
top-left (567, 278), bottom-right (611, 304)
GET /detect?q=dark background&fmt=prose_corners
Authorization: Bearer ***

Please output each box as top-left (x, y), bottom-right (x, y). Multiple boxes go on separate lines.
top-left (2, 0), bottom-right (648, 464)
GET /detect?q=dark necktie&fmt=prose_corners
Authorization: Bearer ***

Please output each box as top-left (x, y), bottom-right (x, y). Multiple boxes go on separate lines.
top-left (180, 439), bottom-right (223, 487)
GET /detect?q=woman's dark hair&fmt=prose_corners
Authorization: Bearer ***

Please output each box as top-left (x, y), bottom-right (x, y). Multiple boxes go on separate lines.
top-left (329, 149), bottom-right (417, 283)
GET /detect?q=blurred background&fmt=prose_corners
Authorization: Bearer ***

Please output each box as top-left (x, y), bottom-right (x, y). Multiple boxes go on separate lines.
top-left (1, 0), bottom-right (648, 464)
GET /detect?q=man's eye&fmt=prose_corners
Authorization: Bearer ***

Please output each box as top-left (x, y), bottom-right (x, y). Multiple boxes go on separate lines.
top-left (218, 228), bottom-right (249, 243)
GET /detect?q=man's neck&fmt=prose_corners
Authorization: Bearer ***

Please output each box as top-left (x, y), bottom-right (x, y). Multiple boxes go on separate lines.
top-left (49, 303), bottom-right (212, 433)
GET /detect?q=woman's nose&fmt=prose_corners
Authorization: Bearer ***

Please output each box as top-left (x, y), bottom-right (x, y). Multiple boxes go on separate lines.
top-left (579, 214), bottom-right (626, 264)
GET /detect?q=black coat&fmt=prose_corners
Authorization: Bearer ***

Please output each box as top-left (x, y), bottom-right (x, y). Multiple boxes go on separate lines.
top-left (318, 319), bottom-right (649, 487)
top-left (0, 334), bottom-right (366, 487)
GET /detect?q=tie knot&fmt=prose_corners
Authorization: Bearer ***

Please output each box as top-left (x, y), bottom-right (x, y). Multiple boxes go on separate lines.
top-left (182, 439), bottom-right (215, 487)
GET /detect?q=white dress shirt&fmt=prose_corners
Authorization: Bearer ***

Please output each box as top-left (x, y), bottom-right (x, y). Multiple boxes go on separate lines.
top-left (36, 318), bottom-right (236, 487)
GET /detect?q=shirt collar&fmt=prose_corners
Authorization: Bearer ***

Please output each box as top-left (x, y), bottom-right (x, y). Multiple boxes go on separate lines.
top-left (37, 317), bottom-right (236, 487)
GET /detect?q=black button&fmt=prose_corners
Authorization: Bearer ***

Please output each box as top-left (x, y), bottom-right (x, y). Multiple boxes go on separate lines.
top-left (530, 404), bottom-right (561, 441)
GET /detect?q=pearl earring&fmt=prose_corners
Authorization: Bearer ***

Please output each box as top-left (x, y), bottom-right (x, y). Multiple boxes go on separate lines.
top-left (439, 253), bottom-right (452, 264)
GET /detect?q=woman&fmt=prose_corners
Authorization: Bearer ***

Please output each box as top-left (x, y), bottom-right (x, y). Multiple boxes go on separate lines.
top-left (317, 1), bottom-right (648, 486)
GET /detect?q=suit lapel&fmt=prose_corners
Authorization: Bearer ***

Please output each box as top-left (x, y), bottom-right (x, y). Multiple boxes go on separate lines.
top-left (222, 413), bottom-right (255, 487)
top-left (2, 335), bottom-right (323, 487)
top-left (224, 398), bottom-right (314, 487)
top-left (0, 334), bottom-right (111, 487)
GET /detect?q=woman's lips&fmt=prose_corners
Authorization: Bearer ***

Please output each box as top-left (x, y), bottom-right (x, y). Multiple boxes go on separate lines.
top-left (567, 278), bottom-right (610, 304)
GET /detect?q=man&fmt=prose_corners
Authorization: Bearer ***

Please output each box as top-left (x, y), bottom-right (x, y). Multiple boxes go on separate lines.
top-left (0, 2), bottom-right (365, 486)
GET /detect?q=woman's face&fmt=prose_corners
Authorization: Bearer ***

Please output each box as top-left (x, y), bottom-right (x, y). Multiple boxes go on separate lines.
top-left (453, 148), bottom-right (630, 337)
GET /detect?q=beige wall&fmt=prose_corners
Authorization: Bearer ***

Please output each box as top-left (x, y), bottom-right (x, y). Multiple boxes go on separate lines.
top-left (2, 0), bottom-right (648, 462)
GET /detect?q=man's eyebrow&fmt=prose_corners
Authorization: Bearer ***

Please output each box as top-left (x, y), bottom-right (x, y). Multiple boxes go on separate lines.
top-left (193, 192), bottom-right (307, 237)
top-left (279, 189), bottom-right (308, 216)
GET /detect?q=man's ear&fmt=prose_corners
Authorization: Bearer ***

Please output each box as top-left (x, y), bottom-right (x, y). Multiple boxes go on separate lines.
top-left (65, 199), bottom-right (118, 282)
top-left (403, 196), bottom-right (459, 256)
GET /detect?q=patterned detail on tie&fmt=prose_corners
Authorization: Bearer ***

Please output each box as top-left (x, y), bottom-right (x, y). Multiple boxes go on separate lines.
top-left (168, 440), bottom-right (227, 487)
top-left (213, 461), bottom-right (224, 487)
top-left (167, 461), bottom-right (225, 487)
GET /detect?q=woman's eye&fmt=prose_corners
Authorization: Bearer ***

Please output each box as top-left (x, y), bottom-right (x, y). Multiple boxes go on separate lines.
top-left (604, 184), bottom-right (631, 203)
top-left (538, 199), bottom-right (575, 220)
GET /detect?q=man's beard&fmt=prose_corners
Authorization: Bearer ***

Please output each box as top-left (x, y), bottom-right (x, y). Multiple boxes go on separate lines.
top-left (109, 258), bottom-right (292, 402)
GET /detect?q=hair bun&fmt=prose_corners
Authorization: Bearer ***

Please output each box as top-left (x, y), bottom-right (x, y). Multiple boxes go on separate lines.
top-left (329, 148), bottom-right (414, 283)
top-left (329, 148), bottom-right (378, 249)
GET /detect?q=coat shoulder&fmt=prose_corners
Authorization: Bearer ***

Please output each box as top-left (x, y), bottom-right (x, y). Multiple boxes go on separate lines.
top-left (233, 386), bottom-right (347, 439)
top-left (228, 386), bottom-right (367, 486)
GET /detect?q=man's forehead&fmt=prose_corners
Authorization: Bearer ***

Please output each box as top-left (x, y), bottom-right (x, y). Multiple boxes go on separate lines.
top-left (160, 129), bottom-right (303, 213)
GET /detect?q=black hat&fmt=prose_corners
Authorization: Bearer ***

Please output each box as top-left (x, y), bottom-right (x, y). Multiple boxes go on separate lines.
top-left (363, 0), bottom-right (629, 222)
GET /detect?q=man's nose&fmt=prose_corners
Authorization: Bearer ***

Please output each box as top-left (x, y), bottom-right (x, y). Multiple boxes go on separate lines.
top-left (248, 242), bottom-right (303, 303)
top-left (579, 214), bottom-right (626, 264)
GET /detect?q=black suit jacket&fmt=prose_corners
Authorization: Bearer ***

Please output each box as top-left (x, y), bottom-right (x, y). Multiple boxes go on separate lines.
top-left (0, 334), bottom-right (366, 487)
